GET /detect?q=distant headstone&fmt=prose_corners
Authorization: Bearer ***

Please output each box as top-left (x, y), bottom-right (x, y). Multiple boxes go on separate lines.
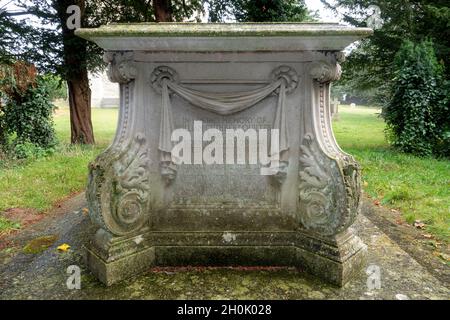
top-left (331, 98), bottom-right (340, 120)
top-left (350, 103), bottom-right (356, 109)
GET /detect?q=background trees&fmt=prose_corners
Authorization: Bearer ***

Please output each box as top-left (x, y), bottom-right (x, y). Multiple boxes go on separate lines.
top-left (206, 0), bottom-right (313, 22)
top-left (323, 0), bottom-right (449, 157)
top-left (1, 0), bottom-right (311, 148)
top-left (383, 41), bottom-right (449, 157)
top-left (323, 0), bottom-right (450, 100)
top-left (1, 0), bottom-right (192, 145)
top-left (54, 0), bottom-right (94, 144)
top-left (0, 62), bottom-right (56, 158)
top-left (6, 0), bottom-right (448, 157)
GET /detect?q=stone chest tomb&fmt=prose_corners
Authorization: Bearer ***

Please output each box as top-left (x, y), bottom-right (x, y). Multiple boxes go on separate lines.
top-left (76, 23), bottom-right (373, 286)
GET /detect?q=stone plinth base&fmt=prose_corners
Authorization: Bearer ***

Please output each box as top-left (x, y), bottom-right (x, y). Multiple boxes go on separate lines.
top-left (85, 230), bottom-right (366, 287)
top-left (85, 247), bottom-right (155, 286)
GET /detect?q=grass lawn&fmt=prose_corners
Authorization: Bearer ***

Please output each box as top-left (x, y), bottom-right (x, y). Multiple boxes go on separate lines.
top-left (0, 108), bottom-right (117, 221)
top-left (0, 105), bottom-right (449, 242)
top-left (333, 106), bottom-right (449, 242)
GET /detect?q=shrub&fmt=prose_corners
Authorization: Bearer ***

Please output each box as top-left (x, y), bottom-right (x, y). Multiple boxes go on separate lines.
top-left (0, 76), bottom-right (57, 158)
top-left (40, 74), bottom-right (68, 101)
top-left (383, 40), bottom-right (449, 158)
top-left (0, 108), bottom-right (7, 147)
top-left (0, 61), bottom-right (37, 98)
top-left (13, 141), bottom-right (54, 159)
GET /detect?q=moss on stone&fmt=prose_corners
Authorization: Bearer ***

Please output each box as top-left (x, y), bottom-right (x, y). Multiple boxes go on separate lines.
top-left (75, 23), bottom-right (373, 39)
top-left (23, 235), bottom-right (58, 254)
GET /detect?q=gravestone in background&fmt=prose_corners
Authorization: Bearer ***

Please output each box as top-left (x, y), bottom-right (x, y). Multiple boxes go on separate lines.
top-left (331, 98), bottom-right (340, 121)
top-left (76, 23), bottom-right (373, 286)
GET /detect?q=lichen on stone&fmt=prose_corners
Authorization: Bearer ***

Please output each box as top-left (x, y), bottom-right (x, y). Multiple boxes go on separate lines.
top-left (75, 23), bottom-right (373, 39)
top-left (23, 235), bottom-right (58, 254)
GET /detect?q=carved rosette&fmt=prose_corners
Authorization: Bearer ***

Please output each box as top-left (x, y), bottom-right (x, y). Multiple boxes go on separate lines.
top-left (296, 57), bottom-right (361, 236)
top-left (150, 66), bottom-right (180, 93)
top-left (270, 65), bottom-right (299, 94)
top-left (87, 134), bottom-right (151, 236)
top-left (104, 51), bottom-right (137, 84)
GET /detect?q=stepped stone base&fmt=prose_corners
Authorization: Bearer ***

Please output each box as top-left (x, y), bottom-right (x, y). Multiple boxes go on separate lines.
top-left (85, 229), bottom-right (367, 286)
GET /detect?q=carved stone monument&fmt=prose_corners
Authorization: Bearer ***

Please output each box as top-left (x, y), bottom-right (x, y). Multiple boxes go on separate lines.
top-left (76, 23), bottom-right (373, 286)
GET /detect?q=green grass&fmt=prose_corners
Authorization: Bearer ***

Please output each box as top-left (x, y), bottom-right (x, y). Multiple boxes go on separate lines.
top-left (0, 108), bottom-right (118, 233)
top-left (333, 106), bottom-right (450, 242)
top-left (0, 216), bottom-right (21, 234)
top-left (0, 105), bottom-right (449, 242)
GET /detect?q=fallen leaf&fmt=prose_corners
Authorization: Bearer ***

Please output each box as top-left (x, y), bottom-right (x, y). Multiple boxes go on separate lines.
top-left (438, 253), bottom-right (450, 262)
top-left (422, 234), bottom-right (433, 239)
top-left (414, 220), bottom-right (426, 229)
top-left (373, 200), bottom-right (381, 206)
top-left (57, 243), bottom-right (71, 252)
top-left (363, 181), bottom-right (369, 188)
top-left (82, 208), bottom-right (89, 215)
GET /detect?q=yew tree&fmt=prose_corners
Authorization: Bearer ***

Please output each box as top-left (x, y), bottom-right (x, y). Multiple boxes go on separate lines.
top-left (3, 0), bottom-right (313, 145)
top-left (2, 0), bottom-right (195, 145)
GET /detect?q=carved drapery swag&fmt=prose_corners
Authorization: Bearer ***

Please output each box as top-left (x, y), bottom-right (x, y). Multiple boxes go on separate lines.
top-left (151, 66), bottom-right (298, 182)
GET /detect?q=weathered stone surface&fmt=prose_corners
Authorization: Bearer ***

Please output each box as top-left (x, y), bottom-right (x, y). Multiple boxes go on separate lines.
top-left (85, 246), bottom-right (155, 286)
top-left (0, 196), bottom-right (447, 300)
top-left (76, 23), bottom-right (373, 286)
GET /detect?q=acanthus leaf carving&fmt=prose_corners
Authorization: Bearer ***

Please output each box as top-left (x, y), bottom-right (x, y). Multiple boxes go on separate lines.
top-left (334, 51), bottom-right (346, 63)
top-left (87, 134), bottom-right (151, 236)
top-left (310, 60), bottom-right (342, 83)
top-left (340, 156), bottom-right (362, 229)
top-left (104, 51), bottom-right (137, 84)
top-left (298, 134), bottom-right (338, 236)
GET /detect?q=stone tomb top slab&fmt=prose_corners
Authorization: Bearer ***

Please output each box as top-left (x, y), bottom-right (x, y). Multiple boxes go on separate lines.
top-left (75, 22), bottom-right (373, 52)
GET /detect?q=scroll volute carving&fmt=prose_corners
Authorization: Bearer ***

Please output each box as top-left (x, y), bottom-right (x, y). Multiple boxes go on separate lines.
top-left (298, 134), bottom-right (338, 236)
top-left (87, 135), bottom-right (151, 236)
top-left (310, 59), bottom-right (342, 83)
top-left (298, 51), bottom-right (362, 237)
top-left (298, 135), bottom-right (362, 237)
top-left (104, 51), bottom-right (137, 84)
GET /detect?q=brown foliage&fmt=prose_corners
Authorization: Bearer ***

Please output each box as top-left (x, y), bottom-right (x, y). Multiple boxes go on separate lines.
top-left (0, 61), bottom-right (37, 100)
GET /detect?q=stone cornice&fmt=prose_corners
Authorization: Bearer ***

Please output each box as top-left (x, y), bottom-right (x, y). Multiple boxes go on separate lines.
top-left (76, 23), bottom-right (373, 38)
top-left (76, 23), bottom-right (373, 52)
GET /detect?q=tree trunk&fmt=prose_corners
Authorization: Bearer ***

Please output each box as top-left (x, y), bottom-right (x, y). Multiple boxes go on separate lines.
top-left (55, 0), bottom-right (95, 144)
top-left (153, 0), bottom-right (173, 22)
top-left (67, 72), bottom-right (94, 144)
